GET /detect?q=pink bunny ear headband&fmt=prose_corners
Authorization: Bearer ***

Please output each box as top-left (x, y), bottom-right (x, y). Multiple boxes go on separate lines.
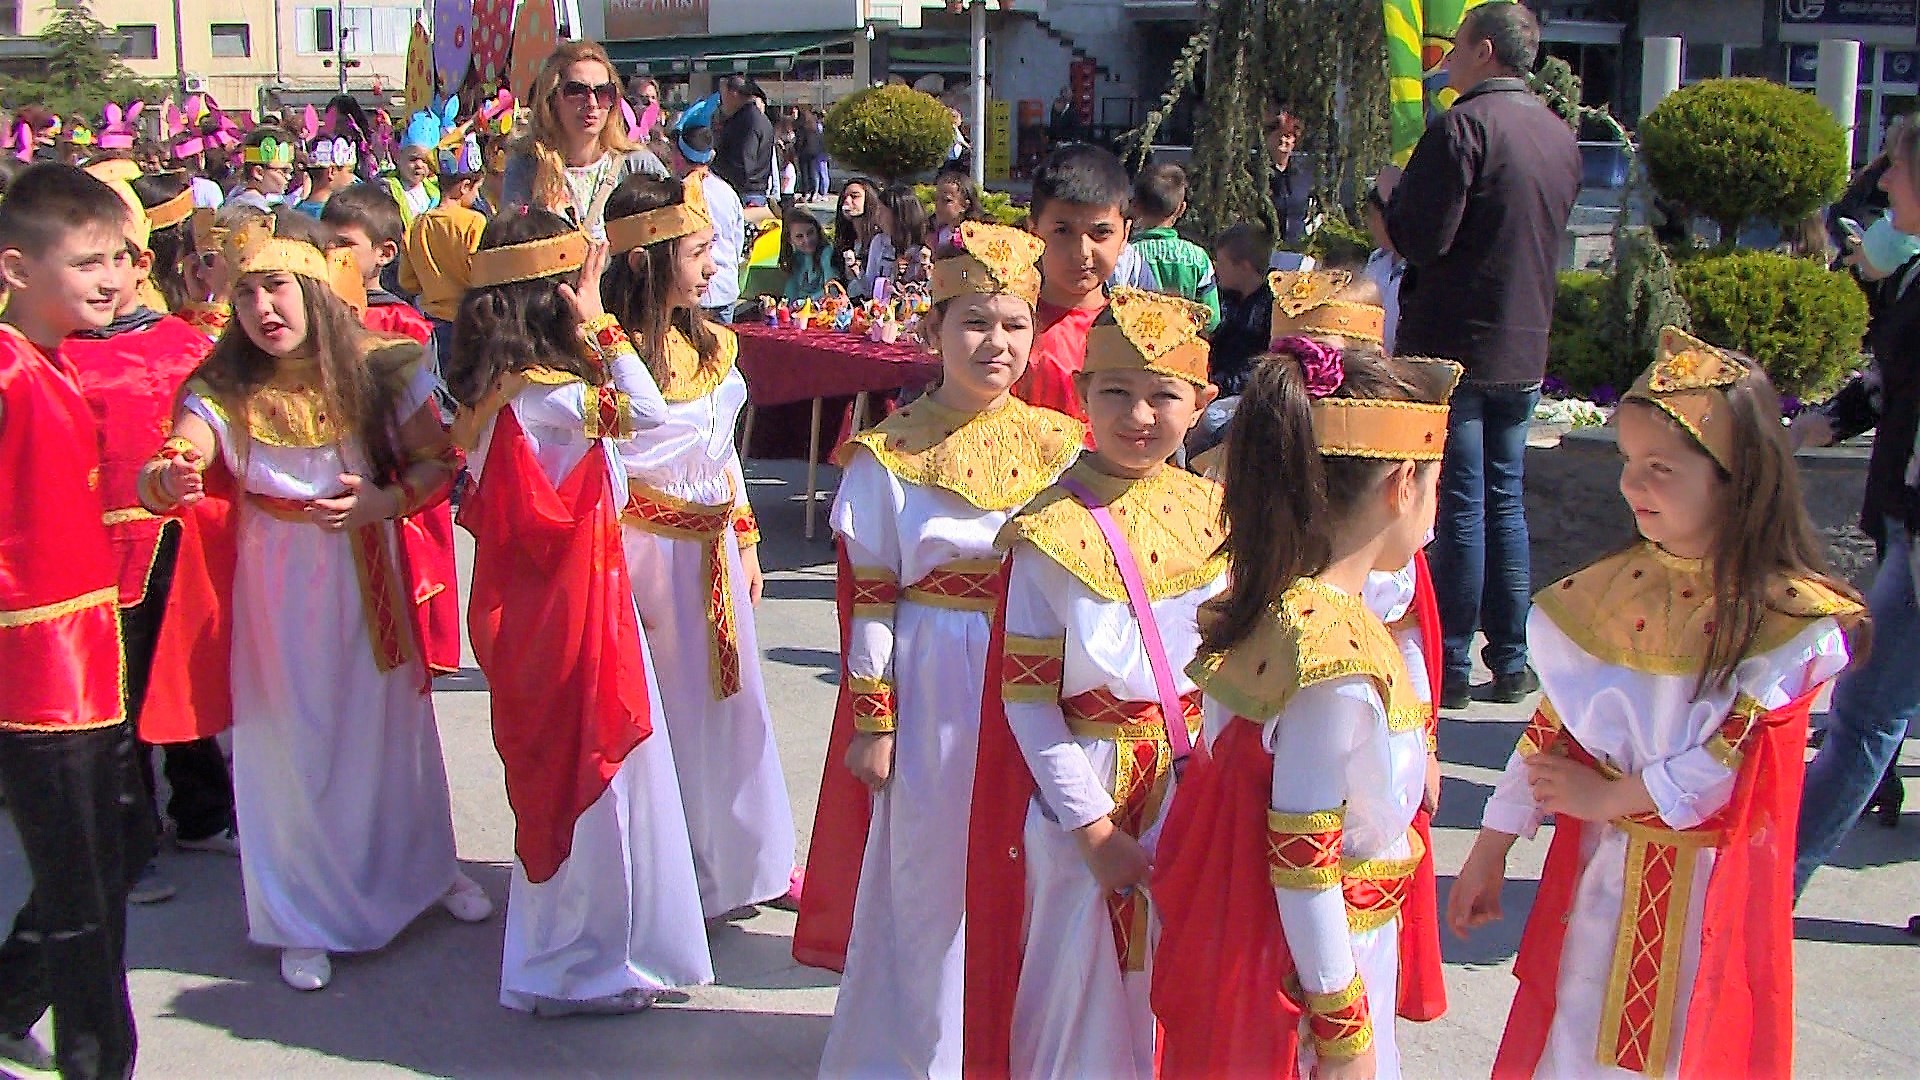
top-left (98, 101), bottom-right (145, 151)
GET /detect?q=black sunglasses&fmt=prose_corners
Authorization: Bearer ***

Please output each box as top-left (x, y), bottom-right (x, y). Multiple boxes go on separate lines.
top-left (559, 80), bottom-right (619, 107)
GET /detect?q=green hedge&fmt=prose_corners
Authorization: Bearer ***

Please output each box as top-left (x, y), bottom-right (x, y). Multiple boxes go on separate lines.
top-left (1673, 250), bottom-right (1866, 399)
top-left (1547, 270), bottom-right (1632, 395)
top-left (913, 183), bottom-right (1028, 228)
top-left (1641, 78), bottom-right (1847, 241)
top-left (824, 86), bottom-right (954, 183)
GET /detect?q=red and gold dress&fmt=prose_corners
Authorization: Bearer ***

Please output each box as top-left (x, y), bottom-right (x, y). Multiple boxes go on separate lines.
top-left (1152, 577), bottom-right (1430, 1078)
top-left (799, 392), bottom-right (1081, 1077)
top-left (965, 460), bottom-right (1227, 1079)
top-left (1485, 544), bottom-right (1860, 1079)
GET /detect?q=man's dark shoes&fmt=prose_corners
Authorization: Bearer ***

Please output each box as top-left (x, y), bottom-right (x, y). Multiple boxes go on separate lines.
top-left (1439, 679), bottom-right (1470, 711)
top-left (1489, 668), bottom-right (1541, 705)
top-left (0, 1030), bottom-right (53, 1073)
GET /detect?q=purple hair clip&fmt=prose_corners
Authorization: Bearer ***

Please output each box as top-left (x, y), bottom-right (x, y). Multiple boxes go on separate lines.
top-left (1271, 335), bottom-right (1345, 399)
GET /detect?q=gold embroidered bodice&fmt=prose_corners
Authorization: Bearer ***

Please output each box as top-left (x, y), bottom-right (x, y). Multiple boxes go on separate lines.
top-left (835, 393), bottom-right (1084, 511)
top-left (1000, 459), bottom-right (1226, 602)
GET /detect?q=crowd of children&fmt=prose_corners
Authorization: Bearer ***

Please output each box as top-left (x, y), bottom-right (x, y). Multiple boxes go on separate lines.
top-left (0, 78), bottom-right (1876, 1080)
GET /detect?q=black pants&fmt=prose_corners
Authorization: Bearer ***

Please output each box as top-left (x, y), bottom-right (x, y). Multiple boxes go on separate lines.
top-left (122, 528), bottom-right (233, 842)
top-left (0, 720), bottom-right (154, 1080)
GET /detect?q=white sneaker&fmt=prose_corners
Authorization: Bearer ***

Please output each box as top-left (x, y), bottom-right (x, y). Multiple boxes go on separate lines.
top-left (175, 829), bottom-right (241, 857)
top-left (530, 988), bottom-right (659, 1017)
top-left (280, 948), bottom-right (331, 991)
top-left (441, 873), bottom-right (493, 923)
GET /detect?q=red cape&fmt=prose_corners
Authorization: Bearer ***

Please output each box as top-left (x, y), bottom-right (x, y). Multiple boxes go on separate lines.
top-left (1150, 715), bottom-right (1308, 1077)
top-left (397, 493), bottom-right (461, 679)
top-left (1399, 549), bottom-right (1448, 1022)
top-left (459, 406), bottom-right (653, 884)
top-left (961, 562), bottom-right (1060, 1078)
top-left (1491, 685), bottom-right (1819, 1080)
top-left (791, 542), bottom-right (875, 971)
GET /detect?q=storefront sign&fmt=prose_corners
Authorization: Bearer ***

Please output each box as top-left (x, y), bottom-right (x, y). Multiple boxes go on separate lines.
top-left (1781, 0), bottom-right (1917, 28)
top-left (606, 0), bottom-right (708, 40)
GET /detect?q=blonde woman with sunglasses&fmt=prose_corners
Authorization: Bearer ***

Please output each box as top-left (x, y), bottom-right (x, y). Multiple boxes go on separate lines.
top-left (501, 40), bottom-right (671, 238)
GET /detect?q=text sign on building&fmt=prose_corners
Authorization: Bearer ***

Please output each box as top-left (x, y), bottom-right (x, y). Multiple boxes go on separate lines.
top-left (606, 0), bottom-right (709, 40)
top-left (1781, 0), bottom-right (1918, 27)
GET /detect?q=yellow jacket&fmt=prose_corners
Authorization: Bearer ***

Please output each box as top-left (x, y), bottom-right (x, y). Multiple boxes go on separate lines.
top-left (400, 201), bottom-right (487, 322)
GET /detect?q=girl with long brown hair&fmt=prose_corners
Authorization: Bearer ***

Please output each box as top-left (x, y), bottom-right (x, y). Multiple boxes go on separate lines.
top-left (447, 207), bottom-right (712, 1016)
top-left (137, 210), bottom-right (488, 993)
top-left (1151, 338), bottom-right (1459, 1079)
top-left (599, 173), bottom-right (799, 920)
top-left (1448, 329), bottom-right (1865, 1080)
top-left (499, 40), bottom-right (670, 235)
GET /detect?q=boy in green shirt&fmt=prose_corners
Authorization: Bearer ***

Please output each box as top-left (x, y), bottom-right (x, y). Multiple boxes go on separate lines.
top-left (1127, 163), bottom-right (1219, 333)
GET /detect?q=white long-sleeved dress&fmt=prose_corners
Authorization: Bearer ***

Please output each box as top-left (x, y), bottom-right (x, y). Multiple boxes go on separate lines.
top-left (616, 325), bottom-right (794, 918)
top-left (1481, 546), bottom-right (1855, 1078)
top-left (185, 359), bottom-right (460, 954)
top-left (465, 352), bottom-right (714, 1010)
top-left (818, 394), bottom-right (1080, 1079)
top-left (994, 463), bottom-right (1226, 1079)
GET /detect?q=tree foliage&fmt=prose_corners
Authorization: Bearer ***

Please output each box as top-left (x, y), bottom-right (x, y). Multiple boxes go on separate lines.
top-left (824, 86), bottom-right (954, 184)
top-left (1125, 0), bottom-right (1391, 242)
top-left (0, 5), bottom-right (170, 121)
top-left (1675, 249), bottom-right (1866, 399)
top-left (1641, 78), bottom-right (1847, 243)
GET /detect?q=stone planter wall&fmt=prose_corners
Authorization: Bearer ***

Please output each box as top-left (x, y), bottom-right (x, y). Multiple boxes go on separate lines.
top-left (1523, 426), bottom-right (1876, 591)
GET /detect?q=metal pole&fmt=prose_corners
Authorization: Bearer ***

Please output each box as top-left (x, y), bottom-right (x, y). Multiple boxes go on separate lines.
top-left (170, 0), bottom-right (186, 90)
top-left (1817, 38), bottom-right (1862, 165)
top-left (1639, 36), bottom-right (1681, 119)
top-left (337, 4), bottom-right (348, 94)
top-left (970, 0), bottom-right (986, 187)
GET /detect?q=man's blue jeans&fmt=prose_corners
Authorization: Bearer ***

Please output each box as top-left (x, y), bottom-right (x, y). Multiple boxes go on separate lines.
top-left (1794, 521), bottom-right (1920, 894)
top-left (1429, 383), bottom-right (1541, 686)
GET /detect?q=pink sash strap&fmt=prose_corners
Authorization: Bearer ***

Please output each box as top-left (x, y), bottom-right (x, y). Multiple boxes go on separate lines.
top-left (1058, 475), bottom-right (1195, 767)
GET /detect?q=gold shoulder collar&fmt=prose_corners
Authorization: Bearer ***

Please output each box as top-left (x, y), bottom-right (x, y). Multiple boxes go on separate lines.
top-left (835, 395), bottom-right (1084, 511)
top-left (1535, 543), bottom-right (1864, 676)
top-left (1188, 578), bottom-right (1408, 722)
top-left (1002, 461), bottom-right (1226, 602)
top-left (520, 366), bottom-right (587, 386)
top-left (643, 324), bottom-right (738, 404)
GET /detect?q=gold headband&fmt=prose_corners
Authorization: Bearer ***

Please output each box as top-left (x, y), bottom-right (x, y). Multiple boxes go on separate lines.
top-left (1624, 327), bottom-right (1749, 470)
top-left (1311, 357), bottom-right (1461, 460)
top-left (468, 230), bottom-right (592, 288)
top-left (1269, 270), bottom-right (1385, 346)
top-left (146, 187), bottom-right (195, 232)
top-left (928, 221), bottom-right (1044, 308)
top-left (1083, 286), bottom-right (1211, 386)
top-left (604, 174), bottom-right (712, 254)
top-left (191, 208), bottom-right (227, 253)
top-left (84, 160), bottom-right (150, 252)
top-left (326, 247), bottom-right (368, 315)
top-left (235, 237), bottom-right (333, 284)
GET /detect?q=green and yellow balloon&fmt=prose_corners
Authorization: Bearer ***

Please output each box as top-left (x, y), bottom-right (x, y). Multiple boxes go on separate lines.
top-left (1384, 0), bottom-right (1492, 165)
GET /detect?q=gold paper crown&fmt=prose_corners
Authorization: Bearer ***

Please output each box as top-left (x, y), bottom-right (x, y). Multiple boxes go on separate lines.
top-left (191, 208), bottom-right (227, 253)
top-left (222, 216), bottom-right (362, 309)
top-left (83, 159), bottom-right (150, 252)
top-left (1269, 270), bottom-right (1386, 346)
top-left (1625, 327), bottom-right (1751, 470)
top-left (242, 136), bottom-right (294, 168)
top-left (326, 247), bottom-right (368, 316)
top-left (1083, 286), bottom-right (1211, 386)
top-left (929, 221), bottom-right (1045, 308)
top-left (605, 175), bottom-right (712, 254)
top-left (146, 186), bottom-right (195, 232)
top-left (468, 230), bottom-right (592, 288)
top-left (1311, 356), bottom-right (1461, 460)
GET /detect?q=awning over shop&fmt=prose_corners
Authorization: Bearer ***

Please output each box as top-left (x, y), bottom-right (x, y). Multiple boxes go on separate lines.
top-left (606, 30), bottom-right (859, 76)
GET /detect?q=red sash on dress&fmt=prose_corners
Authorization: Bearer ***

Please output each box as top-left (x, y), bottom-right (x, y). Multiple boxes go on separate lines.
top-left (1398, 548), bottom-right (1449, 1022)
top-left (1151, 715), bottom-right (1309, 1078)
top-left (460, 406), bottom-right (653, 884)
top-left (1490, 685), bottom-right (1819, 1080)
top-left (791, 542), bottom-right (877, 971)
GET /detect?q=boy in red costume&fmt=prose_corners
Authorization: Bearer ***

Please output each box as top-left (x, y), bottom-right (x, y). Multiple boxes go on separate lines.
top-left (67, 166), bottom-right (239, 871)
top-left (1015, 146), bottom-right (1130, 426)
top-left (0, 163), bottom-right (155, 1080)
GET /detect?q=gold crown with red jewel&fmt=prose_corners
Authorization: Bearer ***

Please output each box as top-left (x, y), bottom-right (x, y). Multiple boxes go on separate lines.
top-left (1083, 286), bottom-right (1212, 387)
top-left (929, 221), bottom-right (1045, 308)
top-left (604, 173), bottom-right (712, 254)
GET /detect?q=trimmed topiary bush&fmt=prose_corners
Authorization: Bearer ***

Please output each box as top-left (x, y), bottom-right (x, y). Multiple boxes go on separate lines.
top-left (1547, 270), bottom-right (1628, 396)
top-left (1547, 229), bottom-right (1693, 398)
top-left (1302, 216), bottom-right (1372, 267)
top-left (913, 183), bottom-right (1027, 228)
top-left (1641, 78), bottom-right (1847, 243)
top-left (824, 86), bottom-right (954, 184)
top-left (1674, 250), bottom-right (1867, 399)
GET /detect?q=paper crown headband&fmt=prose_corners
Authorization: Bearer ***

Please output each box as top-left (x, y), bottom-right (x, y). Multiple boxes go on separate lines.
top-left (97, 101), bottom-right (144, 151)
top-left (605, 175), bottom-right (712, 254)
top-left (82, 158), bottom-right (151, 252)
top-left (437, 130), bottom-right (482, 177)
top-left (1624, 327), bottom-right (1752, 471)
top-left (1083, 286), bottom-right (1212, 386)
top-left (221, 216), bottom-right (363, 311)
top-left (929, 221), bottom-right (1044, 309)
top-left (145, 176), bottom-right (196, 232)
top-left (242, 135), bottom-right (294, 167)
top-left (1289, 339), bottom-right (1461, 460)
top-left (306, 135), bottom-right (357, 169)
top-left (468, 229), bottom-right (593, 288)
top-left (1269, 269), bottom-right (1386, 346)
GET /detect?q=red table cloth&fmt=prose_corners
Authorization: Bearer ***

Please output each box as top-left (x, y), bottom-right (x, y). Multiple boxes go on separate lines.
top-left (733, 323), bottom-right (940, 408)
